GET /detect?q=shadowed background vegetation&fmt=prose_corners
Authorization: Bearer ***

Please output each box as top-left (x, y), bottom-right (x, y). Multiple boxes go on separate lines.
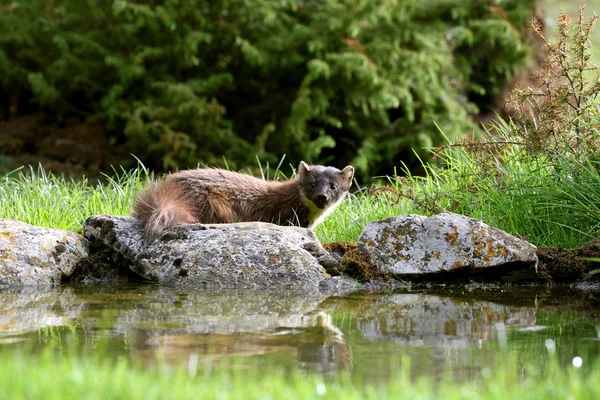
top-left (0, 0), bottom-right (537, 179)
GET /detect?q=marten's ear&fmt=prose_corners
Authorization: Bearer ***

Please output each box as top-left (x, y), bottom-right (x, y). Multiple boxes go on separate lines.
top-left (298, 161), bottom-right (311, 178)
top-left (341, 166), bottom-right (354, 183)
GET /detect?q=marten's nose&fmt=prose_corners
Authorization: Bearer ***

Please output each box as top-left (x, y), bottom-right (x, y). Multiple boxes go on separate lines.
top-left (315, 194), bottom-right (328, 207)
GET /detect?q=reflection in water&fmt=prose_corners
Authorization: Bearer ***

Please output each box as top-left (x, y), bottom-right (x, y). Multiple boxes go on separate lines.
top-left (0, 284), bottom-right (599, 381)
top-left (357, 294), bottom-right (536, 347)
top-left (350, 293), bottom-right (536, 381)
top-left (0, 286), bottom-right (83, 336)
top-left (0, 285), bottom-right (352, 374)
top-left (126, 312), bottom-right (351, 374)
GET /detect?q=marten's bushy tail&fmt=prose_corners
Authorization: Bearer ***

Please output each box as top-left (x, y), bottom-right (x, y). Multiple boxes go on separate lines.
top-left (132, 180), bottom-right (197, 239)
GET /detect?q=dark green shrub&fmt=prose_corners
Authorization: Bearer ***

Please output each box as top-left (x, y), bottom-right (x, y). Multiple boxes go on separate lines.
top-left (0, 0), bottom-right (535, 178)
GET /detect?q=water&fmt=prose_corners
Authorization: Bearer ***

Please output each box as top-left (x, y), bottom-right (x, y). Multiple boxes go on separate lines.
top-left (1, 284), bottom-right (599, 382)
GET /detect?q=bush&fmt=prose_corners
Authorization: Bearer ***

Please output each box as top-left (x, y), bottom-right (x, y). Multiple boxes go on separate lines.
top-left (383, 8), bottom-right (600, 247)
top-left (507, 7), bottom-right (600, 158)
top-left (0, 0), bottom-right (536, 178)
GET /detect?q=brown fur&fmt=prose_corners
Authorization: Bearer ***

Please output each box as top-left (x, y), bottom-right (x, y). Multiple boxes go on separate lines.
top-left (132, 162), bottom-right (354, 239)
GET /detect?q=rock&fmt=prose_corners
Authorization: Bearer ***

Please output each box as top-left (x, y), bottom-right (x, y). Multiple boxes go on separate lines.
top-left (82, 215), bottom-right (360, 290)
top-left (0, 219), bottom-right (87, 286)
top-left (358, 213), bottom-right (538, 281)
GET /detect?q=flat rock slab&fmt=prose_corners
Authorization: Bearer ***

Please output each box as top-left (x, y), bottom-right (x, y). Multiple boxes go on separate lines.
top-left (0, 219), bottom-right (87, 286)
top-left (83, 215), bottom-right (358, 290)
top-left (358, 213), bottom-right (538, 280)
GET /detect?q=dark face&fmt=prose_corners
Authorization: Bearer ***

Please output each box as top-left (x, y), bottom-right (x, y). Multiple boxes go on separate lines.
top-left (298, 163), bottom-right (354, 209)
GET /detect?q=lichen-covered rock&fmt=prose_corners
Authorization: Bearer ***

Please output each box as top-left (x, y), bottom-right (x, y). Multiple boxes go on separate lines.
top-left (83, 215), bottom-right (359, 290)
top-left (358, 213), bottom-right (537, 280)
top-left (0, 219), bottom-right (87, 286)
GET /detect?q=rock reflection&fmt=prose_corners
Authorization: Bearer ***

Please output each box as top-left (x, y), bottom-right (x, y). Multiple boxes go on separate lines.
top-left (112, 289), bottom-right (352, 374)
top-left (127, 311), bottom-right (351, 374)
top-left (0, 286), bottom-right (83, 337)
top-left (357, 294), bottom-right (537, 347)
top-left (0, 285), bottom-right (352, 374)
top-left (333, 292), bottom-right (539, 382)
top-left (2, 284), bottom-right (597, 381)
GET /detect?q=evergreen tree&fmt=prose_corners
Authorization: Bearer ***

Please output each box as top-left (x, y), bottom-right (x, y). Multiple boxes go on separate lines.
top-left (0, 0), bottom-right (536, 178)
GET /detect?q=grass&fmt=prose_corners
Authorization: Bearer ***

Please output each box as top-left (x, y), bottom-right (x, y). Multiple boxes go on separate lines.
top-left (0, 348), bottom-right (598, 400)
top-left (0, 165), bottom-right (147, 233)
top-left (396, 146), bottom-right (600, 248)
top-left (318, 144), bottom-right (600, 247)
top-left (1, 143), bottom-right (599, 248)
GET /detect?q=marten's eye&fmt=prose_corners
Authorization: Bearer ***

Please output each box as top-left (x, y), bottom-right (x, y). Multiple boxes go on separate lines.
top-left (330, 183), bottom-right (337, 190)
top-left (310, 183), bottom-right (317, 189)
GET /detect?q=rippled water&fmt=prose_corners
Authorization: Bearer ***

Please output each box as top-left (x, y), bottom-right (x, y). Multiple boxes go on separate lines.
top-left (1, 284), bottom-right (599, 382)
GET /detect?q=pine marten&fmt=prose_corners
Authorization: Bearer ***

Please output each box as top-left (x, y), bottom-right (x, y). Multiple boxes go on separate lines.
top-left (133, 162), bottom-right (354, 239)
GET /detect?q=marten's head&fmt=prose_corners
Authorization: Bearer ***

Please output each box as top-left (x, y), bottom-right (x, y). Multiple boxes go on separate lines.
top-left (297, 161), bottom-right (354, 209)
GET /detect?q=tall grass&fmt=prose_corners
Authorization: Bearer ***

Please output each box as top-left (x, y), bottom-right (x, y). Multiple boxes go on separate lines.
top-left (0, 165), bottom-right (148, 232)
top-left (315, 190), bottom-right (403, 243)
top-left (0, 348), bottom-right (598, 400)
top-left (1, 150), bottom-right (599, 247)
top-left (374, 142), bottom-right (600, 248)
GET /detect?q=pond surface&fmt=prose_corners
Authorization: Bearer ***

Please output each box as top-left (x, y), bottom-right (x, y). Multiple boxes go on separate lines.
top-left (1, 284), bottom-right (599, 383)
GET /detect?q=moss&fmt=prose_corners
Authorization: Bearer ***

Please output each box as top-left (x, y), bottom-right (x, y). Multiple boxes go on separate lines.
top-left (324, 242), bottom-right (387, 282)
top-left (537, 240), bottom-right (600, 283)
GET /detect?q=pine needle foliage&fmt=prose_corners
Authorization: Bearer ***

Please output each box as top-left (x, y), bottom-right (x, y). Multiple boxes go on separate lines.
top-left (0, 0), bottom-right (535, 178)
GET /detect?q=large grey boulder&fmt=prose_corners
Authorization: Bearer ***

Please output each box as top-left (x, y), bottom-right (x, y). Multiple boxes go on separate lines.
top-left (358, 213), bottom-right (538, 280)
top-left (83, 215), bottom-right (358, 290)
top-left (0, 219), bottom-right (87, 286)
